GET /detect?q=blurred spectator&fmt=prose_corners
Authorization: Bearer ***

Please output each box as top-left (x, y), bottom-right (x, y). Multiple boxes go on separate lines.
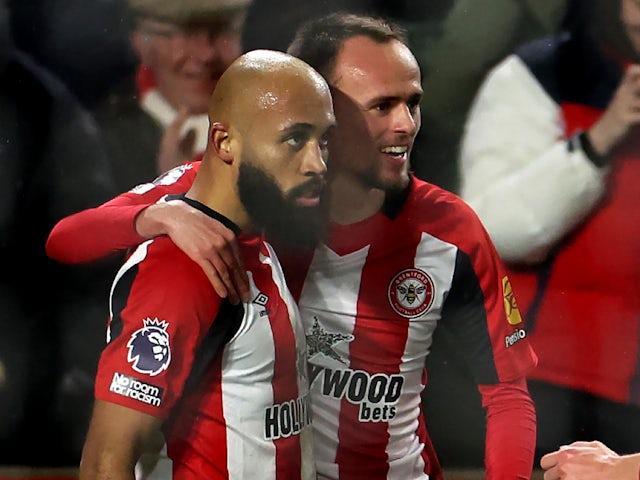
top-left (241, 0), bottom-right (443, 52)
top-left (242, 0), bottom-right (569, 193)
top-left (94, 0), bottom-right (248, 193)
top-left (460, 0), bottom-right (640, 462)
top-left (0, 0), bottom-right (118, 466)
top-left (410, 0), bottom-right (570, 191)
top-left (8, 0), bottom-right (135, 108)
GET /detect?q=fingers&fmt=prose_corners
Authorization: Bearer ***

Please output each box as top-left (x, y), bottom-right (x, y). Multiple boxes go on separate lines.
top-left (540, 450), bottom-right (559, 470)
top-left (228, 235), bottom-right (250, 302)
top-left (179, 128), bottom-right (197, 159)
top-left (172, 106), bottom-right (191, 131)
top-left (210, 238), bottom-right (250, 305)
top-left (157, 108), bottom-right (196, 173)
top-left (208, 253), bottom-right (241, 305)
top-left (162, 200), bottom-right (250, 304)
top-left (542, 465), bottom-right (561, 480)
top-left (193, 230), bottom-right (248, 305)
top-left (198, 258), bottom-right (231, 303)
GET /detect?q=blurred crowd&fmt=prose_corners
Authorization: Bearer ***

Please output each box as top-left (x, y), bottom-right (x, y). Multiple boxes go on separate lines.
top-left (2, 0), bottom-right (639, 475)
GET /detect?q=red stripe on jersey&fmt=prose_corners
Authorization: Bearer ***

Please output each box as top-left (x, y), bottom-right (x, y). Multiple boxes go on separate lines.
top-left (167, 353), bottom-right (229, 479)
top-left (333, 214), bottom-right (418, 479)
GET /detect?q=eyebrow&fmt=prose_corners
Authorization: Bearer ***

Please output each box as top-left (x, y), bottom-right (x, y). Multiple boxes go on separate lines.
top-left (279, 121), bottom-right (336, 137)
top-left (280, 123), bottom-right (315, 135)
top-left (365, 91), bottom-right (423, 108)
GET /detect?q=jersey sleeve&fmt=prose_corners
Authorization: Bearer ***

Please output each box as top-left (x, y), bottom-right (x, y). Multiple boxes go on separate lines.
top-left (439, 202), bottom-right (537, 384)
top-left (94, 236), bottom-right (221, 419)
top-left (46, 161), bottom-right (200, 264)
top-left (479, 378), bottom-right (536, 480)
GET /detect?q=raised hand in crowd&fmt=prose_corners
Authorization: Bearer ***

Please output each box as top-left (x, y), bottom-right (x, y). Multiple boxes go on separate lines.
top-left (156, 107), bottom-right (197, 174)
top-left (589, 64), bottom-right (640, 156)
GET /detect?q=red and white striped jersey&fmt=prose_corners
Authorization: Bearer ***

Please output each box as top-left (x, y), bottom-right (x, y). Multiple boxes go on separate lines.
top-left (51, 165), bottom-right (536, 478)
top-left (94, 199), bottom-right (314, 480)
top-left (296, 177), bottom-right (537, 479)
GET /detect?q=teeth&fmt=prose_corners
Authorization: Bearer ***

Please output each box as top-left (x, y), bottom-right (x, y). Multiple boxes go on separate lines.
top-left (381, 146), bottom-right (408, 154)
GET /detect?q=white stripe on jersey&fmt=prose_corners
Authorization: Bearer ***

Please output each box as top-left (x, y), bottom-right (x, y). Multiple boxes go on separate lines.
top-left (221, 269), bottom-right (279, 479)
top-left (300, 243), bottom-right (369, 480)
top-left (107, 239), bottom-right (153, 343)
top-left (221, 244), bottom-right (314, 480)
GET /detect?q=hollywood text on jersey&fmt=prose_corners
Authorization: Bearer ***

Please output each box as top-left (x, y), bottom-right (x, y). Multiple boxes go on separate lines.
top-left (309, 366), bottom-right (404, 422)
top-left (264, 394), bottom-right (311, 440)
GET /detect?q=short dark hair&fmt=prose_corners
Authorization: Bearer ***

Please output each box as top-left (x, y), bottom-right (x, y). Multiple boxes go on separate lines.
top-left (287, 12), bottom-right (408, 81)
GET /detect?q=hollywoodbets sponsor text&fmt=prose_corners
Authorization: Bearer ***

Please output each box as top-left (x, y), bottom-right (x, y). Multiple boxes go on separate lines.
top-left (310, 366), bottom-right (403, 422)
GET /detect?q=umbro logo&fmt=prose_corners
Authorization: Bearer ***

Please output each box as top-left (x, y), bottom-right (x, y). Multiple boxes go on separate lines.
top-left (253, 293), bottom-right (269, 306)
top-left (253, 292), bottom-right (271, 316)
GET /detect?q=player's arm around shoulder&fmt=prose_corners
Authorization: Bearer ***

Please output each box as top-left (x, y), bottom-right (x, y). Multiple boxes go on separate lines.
top-left (79, 399), bottom-right (163, 480)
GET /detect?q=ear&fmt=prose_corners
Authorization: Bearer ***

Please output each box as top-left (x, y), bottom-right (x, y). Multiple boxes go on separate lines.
top-left (210, 123), bottom-right (234, 163)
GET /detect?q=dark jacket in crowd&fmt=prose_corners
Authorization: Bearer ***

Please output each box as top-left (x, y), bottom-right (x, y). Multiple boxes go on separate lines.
top-left (0, 17), bottom-right (119, 463)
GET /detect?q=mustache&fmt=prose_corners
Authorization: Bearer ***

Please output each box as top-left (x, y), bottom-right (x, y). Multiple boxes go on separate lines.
top-left (287, 175), bottom-right (326, 200)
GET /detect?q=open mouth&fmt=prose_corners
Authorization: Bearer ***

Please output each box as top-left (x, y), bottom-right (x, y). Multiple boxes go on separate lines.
top-left (291, 180), bottom-right (325, 208)
top-left (381, 145), bottom-right (409, 161)
top-left (295, 196), bottom-right (321, 207)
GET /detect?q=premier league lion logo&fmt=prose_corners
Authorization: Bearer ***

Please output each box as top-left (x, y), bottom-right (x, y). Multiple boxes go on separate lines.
top-left (127, 318), bottom-right (171, 376)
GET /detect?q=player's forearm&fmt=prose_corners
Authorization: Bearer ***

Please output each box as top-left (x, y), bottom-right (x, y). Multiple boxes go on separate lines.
top-left (79, 451), bottom-right (137, 480)
top-left (80, 400), bottom-right (162, 480)
top-left (134, 201), bottom-right (180, 239)
top-left (46, 203), bottom-right (149, 263)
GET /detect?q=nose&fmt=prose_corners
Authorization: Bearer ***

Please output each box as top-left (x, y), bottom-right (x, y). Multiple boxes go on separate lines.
top-left (392, 103), bottom-right (419, 136)
top-left (187, 30), bottom-right (224, 62)
top-left (301, 142), bottom-right (328, 176)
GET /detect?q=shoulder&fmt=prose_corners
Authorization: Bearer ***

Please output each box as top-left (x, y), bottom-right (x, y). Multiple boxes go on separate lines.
top-left (407, 178), bottom-right (481, 224)
top-left (401, 179), bottom-right (489, 248)
top-left (119, 237), bottom-right (215, 304)
top-left (128, 161), bottom-right (200, 196)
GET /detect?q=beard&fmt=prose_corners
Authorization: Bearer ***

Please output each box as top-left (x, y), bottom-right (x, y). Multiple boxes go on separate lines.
top-left (238, 162), bottom-right (328, 251)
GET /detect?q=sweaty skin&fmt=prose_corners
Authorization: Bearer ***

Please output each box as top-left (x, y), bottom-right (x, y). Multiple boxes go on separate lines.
top-left (186, 49), bottom-right (333, 229)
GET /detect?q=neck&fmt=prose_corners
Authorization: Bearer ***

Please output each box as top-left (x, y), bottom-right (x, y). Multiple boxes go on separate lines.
top-left (186, 157), bottom-right (252, 232)
top-left (328, 173), bottom-right (386, 225)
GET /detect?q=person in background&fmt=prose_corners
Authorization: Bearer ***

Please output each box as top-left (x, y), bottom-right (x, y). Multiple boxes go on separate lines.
top-left (79, 49), bottom-right (334, 480)
top-left (408, 0), bottom-right (570, 192)
top-left (48, 13), bottom-right (538, 479)
top-left (459, 0), bottom-right (640, 463)
top-left (94, 0), bottom-right (248, 192)
top-left (7, 0), bottom-right (134, 108)
top-left (541, 440), bottom-right (640, 480)
top-left (0, 0), bottom-right (118, 466)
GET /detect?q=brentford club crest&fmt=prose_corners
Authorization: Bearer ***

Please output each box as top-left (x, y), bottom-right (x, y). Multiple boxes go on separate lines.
top-left (388, 268), bottom-right (435, 318)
